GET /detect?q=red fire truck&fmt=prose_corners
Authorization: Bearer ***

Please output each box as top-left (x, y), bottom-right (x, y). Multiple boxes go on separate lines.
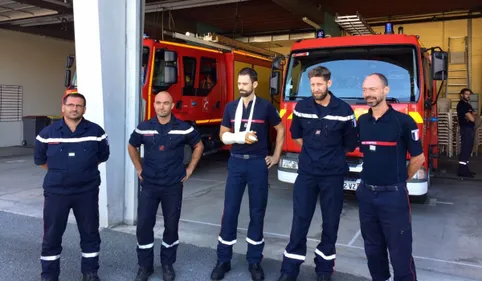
top-left (64, 32), bottom-right (285, 163)
top-left (275, 15), bottom-right (448, 203)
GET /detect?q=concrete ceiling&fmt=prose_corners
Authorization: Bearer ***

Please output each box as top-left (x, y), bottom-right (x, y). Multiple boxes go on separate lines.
top-left (0, 0), bottom-right (480, 41)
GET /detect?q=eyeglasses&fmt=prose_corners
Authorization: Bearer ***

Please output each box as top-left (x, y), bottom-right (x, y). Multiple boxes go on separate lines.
top-left (64, 103), bottom-right (84, 109)
top-left (362, 87), bottom-right (381, 93)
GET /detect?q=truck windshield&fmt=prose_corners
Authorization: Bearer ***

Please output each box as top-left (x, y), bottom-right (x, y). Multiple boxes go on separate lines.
top-left (284, 46), bottom-right (419, 103)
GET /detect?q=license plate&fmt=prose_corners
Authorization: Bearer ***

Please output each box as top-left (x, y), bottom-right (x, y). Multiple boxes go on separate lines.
top-left (343, 181), bottom-right (358, 190)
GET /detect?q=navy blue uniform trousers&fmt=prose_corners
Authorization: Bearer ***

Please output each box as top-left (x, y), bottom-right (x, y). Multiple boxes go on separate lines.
top-left (217, 155), bottom-right (269, 264)
top-left (281, 174), bottom-right (344, 277)
top-left (356, 182), bottom-right (417, 281)
top-left (459, 126), bottom-right (475, 164)
top-left (41, 188), bottom-right (100, 279)
top-left (136, 183), bottom-right (183, 269)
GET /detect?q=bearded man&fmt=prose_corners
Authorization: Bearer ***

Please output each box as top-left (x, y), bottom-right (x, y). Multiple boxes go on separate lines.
top-left (277, 65), bottom-right (357, 281)
top-left (210, 67), bottom-right (285, 281)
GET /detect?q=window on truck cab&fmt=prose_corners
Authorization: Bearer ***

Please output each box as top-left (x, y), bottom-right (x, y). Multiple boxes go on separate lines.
top-left (142, 47), bottom-right (149, 85)
top-left (197, 57), bottom-right (217, 96)
top-left (284, 45), bottom-right (420, 103)
top-left (150, 48), bottom-right (176, 92)
top-left (183, 56), bottom-right (197, 96)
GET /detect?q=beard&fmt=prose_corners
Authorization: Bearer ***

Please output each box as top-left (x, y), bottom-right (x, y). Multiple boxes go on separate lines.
top-left (156, 110), bottom-right (170, 118)
top-left (240, 89), bottom-right (253, 98)
top-left (312, 90), bottom-right (328, 101)
top-left (365, 95), bottom-right (384, 107)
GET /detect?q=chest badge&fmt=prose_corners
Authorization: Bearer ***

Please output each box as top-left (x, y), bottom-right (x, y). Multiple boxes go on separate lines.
top-left (315, 130), bottom-right (321, 135)
top-left (159, 145), bottom-right (165, 151)
top-left (369, 145), bottom-right (376, 151)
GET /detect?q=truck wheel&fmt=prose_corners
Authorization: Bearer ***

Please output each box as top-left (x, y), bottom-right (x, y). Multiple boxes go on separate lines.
top-left (183, 144), bottom-right (192, 166)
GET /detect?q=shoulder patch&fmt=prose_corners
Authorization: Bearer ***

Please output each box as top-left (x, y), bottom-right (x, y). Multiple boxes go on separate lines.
top-left (411, 129), bottom-right (419, 141)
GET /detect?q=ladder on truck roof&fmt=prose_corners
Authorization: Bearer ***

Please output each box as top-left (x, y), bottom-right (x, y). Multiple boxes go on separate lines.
top-left (335, 12), bottom-right (376, 36)
top-left (163, 30), bottom-right (284, 59)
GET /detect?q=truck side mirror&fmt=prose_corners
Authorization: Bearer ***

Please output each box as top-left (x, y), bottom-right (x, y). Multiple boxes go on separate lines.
top-left (270, 71), bottom-right (281, 96)
top-left (66, 55), bottom-right (74, 68)
top-left (431, 51), bottom-right (448, 81)
top-left (164, 50), bottom-right (178, 84)
top-left (164, 50), bottom-right (177, 63)
top-left (64, 70), bottom-right (71, 88)
top-left (164, 66), bottom-right (178, 84)
top-left (272, 56), bottom-right (285, 71)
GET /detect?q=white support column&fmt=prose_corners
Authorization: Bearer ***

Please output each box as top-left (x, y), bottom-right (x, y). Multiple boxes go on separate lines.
top-left (72, 0), bottom-right (144, 227)
top-left (124, 0), bottom-right (145, 225)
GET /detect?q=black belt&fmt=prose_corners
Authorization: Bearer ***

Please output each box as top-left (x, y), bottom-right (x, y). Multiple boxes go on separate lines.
top-left (230, 153), bottom-right (264, 160)
top-left (363, 182), bottom-right (402, 192)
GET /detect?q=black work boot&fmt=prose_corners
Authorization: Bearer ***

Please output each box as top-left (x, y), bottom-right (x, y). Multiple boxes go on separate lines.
top-left (277, 273), bottom-right (296, 281)
top-left (41, 277), bottom-right (59, 281)
top-left (162, 264), bottom-right (175, 281)
top-left (467, 165), bottom-right (476, 176)
top-left (82, 271), bottom-right (100, 281)
top-left (134, 267), bottom-right (153, 281)
top-left (458, 164), bottom-right (474, 178)
top-left (249, 263), bottom-right (265, 281)
top-left (317, 275), bottom-right (332, 281)
top-left (210, 261), bottom-right (231, 280)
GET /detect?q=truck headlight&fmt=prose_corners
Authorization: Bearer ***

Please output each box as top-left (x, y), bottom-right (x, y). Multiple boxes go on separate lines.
top-left (280, 159), bottom-right (298, 170)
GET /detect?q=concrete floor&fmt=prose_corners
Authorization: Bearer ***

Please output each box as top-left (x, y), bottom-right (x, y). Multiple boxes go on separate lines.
top-left (1, 148), bottom-right (482, 281)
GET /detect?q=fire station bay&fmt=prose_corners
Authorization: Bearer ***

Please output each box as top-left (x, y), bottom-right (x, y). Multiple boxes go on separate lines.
top-left (1, 1), bottom-right (482, 281)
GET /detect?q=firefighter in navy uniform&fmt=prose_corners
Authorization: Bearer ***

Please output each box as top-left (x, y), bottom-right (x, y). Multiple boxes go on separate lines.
top-left (456, 88), bottom-right (477, 178)
top-left (356, 73), bottom-right (425, 281)
top-left (210, 67), bottom-right (285, 281)
top-left (128, 91), bottom-right (204, 281)
top-left (34, 93), bottom-right (110, 281)
top-left (277, 66), bottom-right (357, 281)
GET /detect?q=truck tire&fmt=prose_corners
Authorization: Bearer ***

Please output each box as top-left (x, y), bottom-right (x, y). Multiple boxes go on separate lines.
top-left (183, 144), bottom-right (192, 166)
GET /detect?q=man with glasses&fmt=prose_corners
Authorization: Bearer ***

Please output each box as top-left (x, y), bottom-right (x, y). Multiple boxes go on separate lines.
top-left (34, 93), bottom-right (110, 281)
top-left (356, 73), bottom-right (424, 281)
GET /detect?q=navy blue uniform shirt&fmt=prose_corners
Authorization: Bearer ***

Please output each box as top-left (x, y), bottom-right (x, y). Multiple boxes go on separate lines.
top-left (456, 100), bottom-right (475, 128)
top-left (221, 96), bottom-right (281, 156)
top-left (290, 92), bottom-right (357, 177)
top-left (129, 115), bottom-right (201, 187)
top-left (34, 118), bottom-right (110, 194)
top-left (358, 105), bottom-right (423, 186)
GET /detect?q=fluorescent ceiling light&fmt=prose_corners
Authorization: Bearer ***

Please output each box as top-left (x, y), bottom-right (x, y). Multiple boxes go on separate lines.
top-left (302, 17), bottom-right (321, 29)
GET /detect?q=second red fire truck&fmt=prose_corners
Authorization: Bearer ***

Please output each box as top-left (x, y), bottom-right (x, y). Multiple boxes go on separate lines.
top-left (64, 31), bottom-right (285, 163)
